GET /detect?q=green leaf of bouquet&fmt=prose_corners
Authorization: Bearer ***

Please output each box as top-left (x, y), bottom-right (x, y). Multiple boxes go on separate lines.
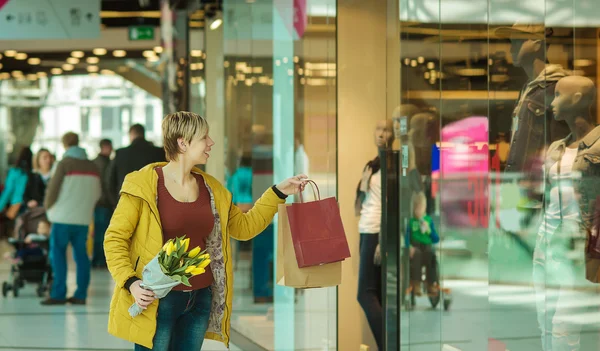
top-left (181, 275), bottom-right (191, 287)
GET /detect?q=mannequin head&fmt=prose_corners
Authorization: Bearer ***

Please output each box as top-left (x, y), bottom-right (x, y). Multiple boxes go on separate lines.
top-left (496, 23), bottom-right (552, 68)
top-left (374, 119), bottom-right (394, 149)
top-left (409, 112), bottom-right (436, 148)
top-left (551, 76), bottom-right (596, 121)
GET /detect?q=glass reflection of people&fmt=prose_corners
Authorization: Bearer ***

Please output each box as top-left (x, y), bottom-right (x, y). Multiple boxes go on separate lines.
top-left (34, 148), bottom-right (54, 186)
top-left (495, 23), bottom-right (570, 209)
top-left (495, 132), bottom-right (510, 171)
top-left (405, 192), bottom-right (439, 296)
top-left (534, 76), bottom-right (599, 351)
top-left (355, 120), bottom-right (394, 351)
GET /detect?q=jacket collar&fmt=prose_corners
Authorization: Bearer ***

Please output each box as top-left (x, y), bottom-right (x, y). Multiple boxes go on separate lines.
top-left (119, 162), bottom-right (221, 219)
top-left (557, 125), bottom-right (600, 150)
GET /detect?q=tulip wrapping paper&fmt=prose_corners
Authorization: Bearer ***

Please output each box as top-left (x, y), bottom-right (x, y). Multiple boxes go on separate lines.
top-left (128, 256), bottom-right (181, 317)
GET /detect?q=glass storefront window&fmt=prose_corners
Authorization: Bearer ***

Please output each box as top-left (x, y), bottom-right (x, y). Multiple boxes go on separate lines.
top-left (378, 0), bottom-right (600, 350)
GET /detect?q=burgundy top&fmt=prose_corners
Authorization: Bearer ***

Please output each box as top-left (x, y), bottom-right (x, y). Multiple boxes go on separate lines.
top-left (156, 167), bottom-right (214, 291)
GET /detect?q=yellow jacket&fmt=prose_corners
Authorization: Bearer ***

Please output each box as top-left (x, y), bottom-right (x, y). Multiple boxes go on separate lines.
top-left (104, 162), bottom-right (284, 348)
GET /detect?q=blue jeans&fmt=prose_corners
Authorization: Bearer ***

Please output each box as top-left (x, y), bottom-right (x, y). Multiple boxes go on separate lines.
top-left (135, 287), bottom-right (212, 351)
top-left (50, 223), bottom-right (91, 300)
top-left (93, 206), bottom-right (112, 267)
top-left (357, 234), bottom-right (382, 351)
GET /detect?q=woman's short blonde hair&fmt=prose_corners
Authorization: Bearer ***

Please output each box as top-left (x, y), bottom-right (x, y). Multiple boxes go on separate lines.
top-left (162, 111), bottom-right (209, 161)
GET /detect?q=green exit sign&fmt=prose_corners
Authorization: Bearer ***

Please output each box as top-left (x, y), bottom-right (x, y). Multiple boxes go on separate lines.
top-left (129, 26), bottom-right (155, 41)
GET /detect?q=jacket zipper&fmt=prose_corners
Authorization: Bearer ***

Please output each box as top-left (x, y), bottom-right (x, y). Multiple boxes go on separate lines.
top-left (133, 256), bottom-right (141, 271)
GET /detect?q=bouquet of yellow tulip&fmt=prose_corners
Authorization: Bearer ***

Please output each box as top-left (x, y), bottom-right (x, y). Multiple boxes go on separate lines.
top-left (128, 235), bottom-right (211, 317)
top-left (158, 236), bottom-right (211, 286)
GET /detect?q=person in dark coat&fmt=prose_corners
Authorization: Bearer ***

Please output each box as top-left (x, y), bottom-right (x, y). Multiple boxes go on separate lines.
top-left (107, 124), bottom-right (165, 205)
top-left (92, 138), bottom-right (113, 268)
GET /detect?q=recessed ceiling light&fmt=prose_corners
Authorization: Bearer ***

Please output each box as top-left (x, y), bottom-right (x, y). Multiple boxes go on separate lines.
top-left (71, 51), bottom-right (85, 58)
top-left (153, 46), bottom-right (163, 53)
top-left (27, 74), bottom-right (37, 81)
top-left (86, 57), bottom-right (100, 64)
top-left (28, 58), bottom-right (41, 65)
top-left (93, 48), bottom-right (107, 56)
top-left (143, 50), bottom-right (156, 58)
top-left (113, 50), bottom-right (127, 57)
top-left (191, 50), bottom-right (202, 57)
top-left (11, 70), bottom-right (23, 77)
top-left (100, 69), bottom-right (114, 75)
top-left (62, 64), bottom-right (74, 71)
top-left (0, 63), bottom-right (2, 69)
top-left (87, 65), bottom-right (99, 73)
top-left (37, 71), bottom-right (47, 77)
top-left (15, 53), bottom-right (28, 60)
top-left (4, 50), bottom-right (16, 57)
top-left (67, 57), bottom-right (79, 64)
top-left (147, 56), bottom-right (159, 62)
top-left (51, 68), bottom-right (63, 75)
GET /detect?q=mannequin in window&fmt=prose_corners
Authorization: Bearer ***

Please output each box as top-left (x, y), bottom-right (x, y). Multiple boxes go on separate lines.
top-left (355, 119), bottom-right (394, 351)
top-left (495, 23), bottom-right (570, 213)
top-left (535, 75), bottom-right (600, 351)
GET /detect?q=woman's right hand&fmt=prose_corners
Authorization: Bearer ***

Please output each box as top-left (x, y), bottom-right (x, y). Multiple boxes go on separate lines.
top-left (129, 280), bottom-right (156, 309)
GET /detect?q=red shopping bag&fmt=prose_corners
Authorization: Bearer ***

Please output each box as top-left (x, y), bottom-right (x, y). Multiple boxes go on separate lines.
top-left (286, 181), bottom-right (351, 268)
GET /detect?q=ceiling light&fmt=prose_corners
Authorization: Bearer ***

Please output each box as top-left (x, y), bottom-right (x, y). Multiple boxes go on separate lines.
top-left (28, 58), bottom-right (41, 65)
top-left (113, 50), bottom-right (127, 57)
top-left (51, 68), bottom-right (63, 75)
top-left (0, 54), bottom-right (2, 59)
top-left (147, 56), bottom-right (159, 62)
top-left (71, 51), bottom-right (84, 58)
top-left (191, 50), bottom-right (202, 57)
top-left (93, 48), bottom-right (107, 56)
top-left (294, 56), bottom-right (299, 63)
top-left (224, 61), bottom-right (230, 68)
top-left (11, 70), bottom-right (23, 77)
top-left (87, 65), bottom-right (99, 73)
top-left (417, 56), bottom-right (425, 64)
top-left (86, 57), bottom-right (100, 64)
top-left (4, 50), bottom-right (16, 57)
top-left (67, 57), bottom-right (79, 64)
top-left (0, 63), bottom-right (2, 69)
top-left (210, 18), bottom-right (222, 30)
top-left (0, 72), bottom-right (9, 79)
top-left (143, 50), bottom-right (156, 58)
top-left (101, 69), bottom-right (115, 75)
top-left (15, 53), bottom-right (28, 60)
top-left (153, 46), bottom-right (163, 53)
top-left (27, 74), bottom-right (37, 81)
top-left (62, 64), bottom-right (74, 71)
top-left (37, 71), bottom-right (47, 77)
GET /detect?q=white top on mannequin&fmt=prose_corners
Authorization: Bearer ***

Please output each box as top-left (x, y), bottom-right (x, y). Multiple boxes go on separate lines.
top-left (358, 170), bottom-right (382, 234)
top-left (545, 147), bottom-right (580, 222)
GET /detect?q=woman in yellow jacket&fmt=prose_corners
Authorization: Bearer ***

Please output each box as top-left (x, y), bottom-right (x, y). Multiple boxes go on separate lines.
top-left (104, 111), bottom-right (307, 350)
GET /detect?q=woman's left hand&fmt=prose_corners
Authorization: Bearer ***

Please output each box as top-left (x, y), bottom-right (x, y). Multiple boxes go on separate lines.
top-left (275, 174), bottom-right (309, 196)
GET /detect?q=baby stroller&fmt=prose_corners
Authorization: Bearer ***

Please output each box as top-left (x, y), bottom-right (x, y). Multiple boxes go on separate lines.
top-left (2, 207), bottom-right (52, 298)
top-left (401, 246), bottom-right (452, 311)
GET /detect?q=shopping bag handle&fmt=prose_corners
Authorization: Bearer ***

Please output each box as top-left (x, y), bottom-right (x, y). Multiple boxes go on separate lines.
top-left (298, 180), bottom-right (321, 203)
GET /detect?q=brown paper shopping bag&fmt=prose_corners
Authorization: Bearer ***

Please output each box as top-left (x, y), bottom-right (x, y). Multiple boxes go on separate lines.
top-left (276, 203), bottom-right (342, 288)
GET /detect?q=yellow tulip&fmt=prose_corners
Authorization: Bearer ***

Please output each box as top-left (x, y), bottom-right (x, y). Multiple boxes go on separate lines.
top-left (188, 247), bottom-right (201, 258)
top-left (185, 265), bottom-right (197, 274)
top-left (162, 241), bottom-right (171, 251)
top-left (165, 241), bottom-right (175, 256)
top-left (199, 253), bottom-right (210, 260)
top-left (181, 238), bottom-right (190, 252)
top-left (190, 267), bottom-right (205, 276)
top-left (199, 259), bottom-right (211, 269)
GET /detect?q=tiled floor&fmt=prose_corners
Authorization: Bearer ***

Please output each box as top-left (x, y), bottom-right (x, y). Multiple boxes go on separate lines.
top-left (0, 240), bottom-right (239, 351)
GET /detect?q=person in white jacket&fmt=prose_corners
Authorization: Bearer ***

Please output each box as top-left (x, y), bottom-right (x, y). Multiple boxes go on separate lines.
top-left (41, 132), bottom-right (101, 306)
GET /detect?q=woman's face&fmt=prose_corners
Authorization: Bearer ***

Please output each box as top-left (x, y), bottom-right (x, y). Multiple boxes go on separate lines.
top-left (181, 132), bottom-right (215, 165)
top-left (38, 151), bottom-right (53, 172)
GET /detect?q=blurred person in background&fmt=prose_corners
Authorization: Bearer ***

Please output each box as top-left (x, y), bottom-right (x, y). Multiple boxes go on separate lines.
top-left (92, 139), bottom-right (113, 269)
top-left (33, 148), bottom-right (54, 186)
top-left (41, 132), bottom-right (101, 306)
top-left (107, 124), bottom-right (165, 205)
top-left (0, 147), bottom-right (35, 224)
